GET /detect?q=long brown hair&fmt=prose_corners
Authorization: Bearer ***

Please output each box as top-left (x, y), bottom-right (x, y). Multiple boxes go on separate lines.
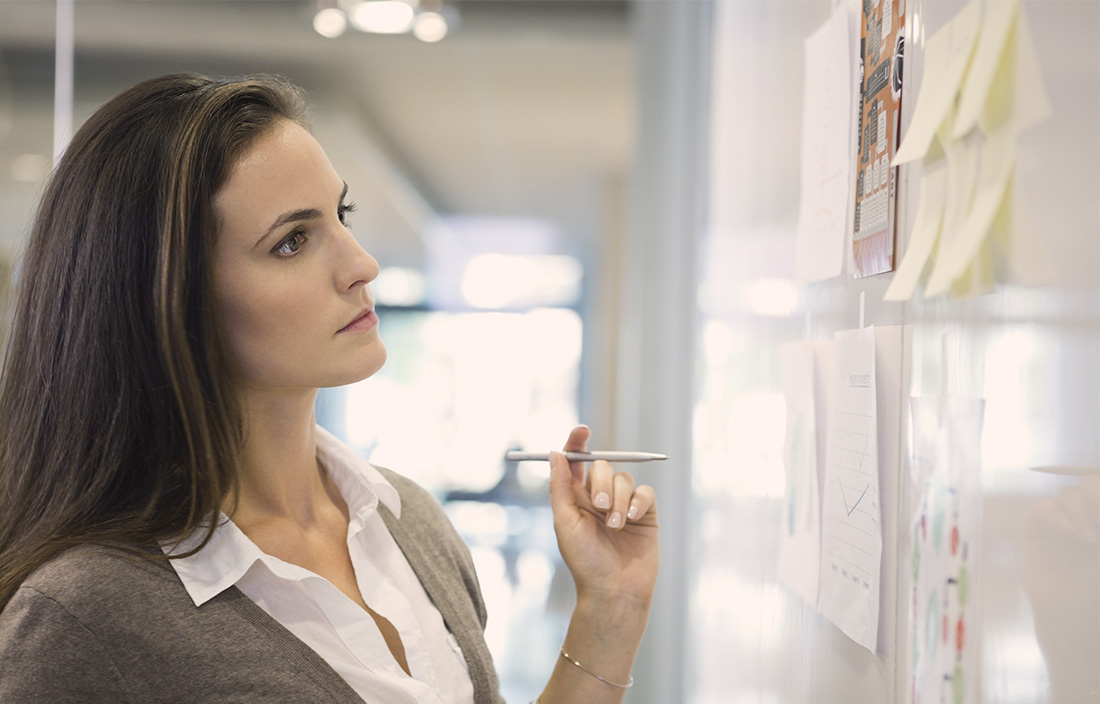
top-left (0, 73), bottom-right (307, 609)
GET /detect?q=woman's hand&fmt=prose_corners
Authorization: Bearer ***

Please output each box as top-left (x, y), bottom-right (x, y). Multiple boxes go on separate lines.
top-left (539, 425), bottom-right (659, 704)
top-left (548, 425), bottom-right (659, 608)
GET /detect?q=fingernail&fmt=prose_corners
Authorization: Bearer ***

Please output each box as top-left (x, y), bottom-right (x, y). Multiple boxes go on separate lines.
top-left (627, 504), bottom-right (638, 520)
top-left (594, 492), bottom-right (611, 509)
top-left (607, 512), bottom-right (622, 529)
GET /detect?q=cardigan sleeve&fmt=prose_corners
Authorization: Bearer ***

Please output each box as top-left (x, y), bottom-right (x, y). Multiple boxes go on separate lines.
top-left (0, 586), bottom-right (134, 703)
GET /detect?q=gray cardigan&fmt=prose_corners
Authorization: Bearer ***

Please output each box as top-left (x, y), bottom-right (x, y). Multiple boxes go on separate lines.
top-left (0, 467), bottom-right (505, 703)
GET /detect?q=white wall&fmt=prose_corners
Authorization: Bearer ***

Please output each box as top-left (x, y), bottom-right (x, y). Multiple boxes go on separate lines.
top-left (686, 0), bottom-right (1099, 702)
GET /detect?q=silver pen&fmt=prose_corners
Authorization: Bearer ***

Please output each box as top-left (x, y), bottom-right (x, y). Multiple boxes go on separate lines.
top-left (505, 450), bottom-right (669, 463)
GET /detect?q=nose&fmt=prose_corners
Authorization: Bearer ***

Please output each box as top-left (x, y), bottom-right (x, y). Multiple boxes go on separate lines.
top-left (334, 225), bottom-right (379, 293)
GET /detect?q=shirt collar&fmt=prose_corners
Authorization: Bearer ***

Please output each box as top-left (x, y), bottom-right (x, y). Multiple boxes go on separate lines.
top-left (315, 424), bottom-right (401, 522)
top-left (162, 424), bottom-right (401, 607)
top-left (160, 514), bottom-right (264, 607)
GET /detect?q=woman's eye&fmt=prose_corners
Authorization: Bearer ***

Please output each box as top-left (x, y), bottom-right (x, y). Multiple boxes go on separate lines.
top-left (338, 200), bottom-right (357, 226)
top-left (275, 232), bottom-right (306, 256)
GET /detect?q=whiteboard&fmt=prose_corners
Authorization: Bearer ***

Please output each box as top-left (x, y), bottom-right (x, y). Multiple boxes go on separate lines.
top-left (692, 1), bottom-right (1099, 702)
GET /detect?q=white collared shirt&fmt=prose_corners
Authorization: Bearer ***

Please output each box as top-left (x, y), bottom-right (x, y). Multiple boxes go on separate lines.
top-left (163, 426), bottom-right (475, 704)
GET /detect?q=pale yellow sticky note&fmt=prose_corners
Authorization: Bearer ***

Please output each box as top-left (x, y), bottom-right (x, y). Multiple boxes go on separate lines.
top-left (980, 9), bottom-right (1052, 134)
top-left (953, 0), bottom-right (1021, 138)
top-left (893, 1), bottom-right (982, 166)
top-left (992, 178), bottom-right (1057, 286)
top-left (924, 140), bottom-right (979, 298)
top-left (925, 126), bottom-right (1015, 296)
top-left (924, 107), bottom-right (955, 164)
top-left (948, 237), bottom-right (996, 299)
top-left (883, 167), bottom-right (949, 301)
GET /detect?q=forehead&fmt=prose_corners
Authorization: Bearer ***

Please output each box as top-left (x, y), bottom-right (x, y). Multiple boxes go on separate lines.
top-left (213, 120), bottom-right (341, 236)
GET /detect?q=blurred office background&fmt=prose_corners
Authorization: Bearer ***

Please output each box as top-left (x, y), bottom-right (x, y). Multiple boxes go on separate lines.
top-left (0, 3), bottom-right (682, 702)
top-left (2, 2), bottom-right (1097, 703)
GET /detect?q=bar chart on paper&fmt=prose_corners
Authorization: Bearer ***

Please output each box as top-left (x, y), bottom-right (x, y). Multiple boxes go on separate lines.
top-left (818, 328), bottom-right (882, 652)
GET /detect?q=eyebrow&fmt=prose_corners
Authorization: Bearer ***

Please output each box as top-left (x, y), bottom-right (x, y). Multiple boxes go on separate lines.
top-left (253, 182), bottom-right (349, 251)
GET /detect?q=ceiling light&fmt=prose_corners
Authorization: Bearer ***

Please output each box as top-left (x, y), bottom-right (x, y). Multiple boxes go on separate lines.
top-left (350, 0), bottom-right (416, 34)
top-left (313, 7), bottom-right (348, 38)
top-left (413, 11), bottom-right (448, 42)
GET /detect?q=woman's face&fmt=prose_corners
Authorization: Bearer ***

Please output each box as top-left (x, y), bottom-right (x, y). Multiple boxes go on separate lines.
top-left (211, 119), bottom-right (386, 393)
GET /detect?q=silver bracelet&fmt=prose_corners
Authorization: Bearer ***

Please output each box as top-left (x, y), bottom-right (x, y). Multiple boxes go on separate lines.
top-left (559, 646), bottom-right (635, 689)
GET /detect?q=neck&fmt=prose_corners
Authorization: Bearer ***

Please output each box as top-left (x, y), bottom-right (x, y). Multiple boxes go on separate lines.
top-left (228, 387), bottom-right (332, 526)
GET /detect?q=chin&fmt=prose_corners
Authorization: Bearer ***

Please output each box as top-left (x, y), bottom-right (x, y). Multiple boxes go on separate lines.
top-left (344, 346), bottom-right (387, 385)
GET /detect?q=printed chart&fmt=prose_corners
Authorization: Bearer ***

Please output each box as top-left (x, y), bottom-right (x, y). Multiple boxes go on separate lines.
top-left (777, 341), bottom-right (821, 605)
top-left (818, 327), bottom-right (882, 652)
top-left (827, 409), bottom-right (879, 591)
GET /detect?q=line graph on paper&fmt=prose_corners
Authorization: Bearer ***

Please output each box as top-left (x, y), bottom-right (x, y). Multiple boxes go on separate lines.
top-left (824, 410), bottom-right (880, 589)
top-left (816, 328), bottom-right (882, 651)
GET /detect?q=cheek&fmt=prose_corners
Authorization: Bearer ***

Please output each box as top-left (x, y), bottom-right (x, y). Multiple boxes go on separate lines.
top-left (216, 272), bottom-right (322, 382)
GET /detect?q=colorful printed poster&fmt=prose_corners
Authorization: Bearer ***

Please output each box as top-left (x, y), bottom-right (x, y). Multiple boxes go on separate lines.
top-left (908, 395), bottom-right (985, 704)
top-left (853, 0), bottom-right (906, 277)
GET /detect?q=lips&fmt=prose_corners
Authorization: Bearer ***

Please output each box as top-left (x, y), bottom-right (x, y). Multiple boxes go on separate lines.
top-left (338, 306), bottom-right (378, 334)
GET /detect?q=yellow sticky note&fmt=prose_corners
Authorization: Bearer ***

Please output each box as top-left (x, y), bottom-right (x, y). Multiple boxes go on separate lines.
top-left (884, 167), bottom-right (949, 301)
top-left (925, 125), bottom-right (1015, 296)
top-left (992, 179), bottom-right (1057, 287)
top-left (944, 126), bottom-right (1016, 279)
top-left (924, 140), bottom-right (979, 298)
top-left (948, 237), bottom-right (996, 300)
top-left (892, 1), bottom-right (981, 166)
top-left (980, 9), bottom-right (1052, 134)
top-left (953, 0), bottom-right (1021, 139)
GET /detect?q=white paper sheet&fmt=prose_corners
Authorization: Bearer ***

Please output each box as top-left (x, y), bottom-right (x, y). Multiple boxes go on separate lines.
top-left (844, 0), bottom-right (861, 278)
top-left (883, 166), bottom-right (949, 301)
top-left (777, 341), bottom-right (821, 606)
top-left (892, 0), bottom-right (981, 165)
top-left (817, 327), bottom-right (882, 652)
top-left (794, 3), bottom-right (854, 283)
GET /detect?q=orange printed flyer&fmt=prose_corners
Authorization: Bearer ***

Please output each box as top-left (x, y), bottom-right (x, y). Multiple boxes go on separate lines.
top-left (854, 0), bottom-right (905, 277)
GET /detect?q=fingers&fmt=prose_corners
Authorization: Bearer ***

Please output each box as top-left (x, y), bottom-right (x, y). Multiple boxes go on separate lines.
top-left (605, 472), bottom-right (636, 529)
top-left (585, 459), bottom-right (656, 530)
top-left (563, 425), bottom-right (590, 484)
top-left (627, 484), bottom-right (657, 523)
top-left (562, 425), bottom-right (590, 453)
top-left (555, 425), bottom-right (658, 530)
top-left (547, 451), bottom-right (578, 520)
top-left (587, 459), bottom-right (614, 511)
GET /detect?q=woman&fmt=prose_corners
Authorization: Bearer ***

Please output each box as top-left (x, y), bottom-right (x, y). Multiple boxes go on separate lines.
top-left (0, 74), bottom-right (659, 703)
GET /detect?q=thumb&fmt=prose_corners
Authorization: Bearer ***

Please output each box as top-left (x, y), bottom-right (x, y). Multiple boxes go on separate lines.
top-left (547, 451), bottom-right (579, 520)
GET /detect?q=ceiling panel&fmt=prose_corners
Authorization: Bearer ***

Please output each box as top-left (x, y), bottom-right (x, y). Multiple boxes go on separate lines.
top-left (0, 0), bottom-right (634, 267)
